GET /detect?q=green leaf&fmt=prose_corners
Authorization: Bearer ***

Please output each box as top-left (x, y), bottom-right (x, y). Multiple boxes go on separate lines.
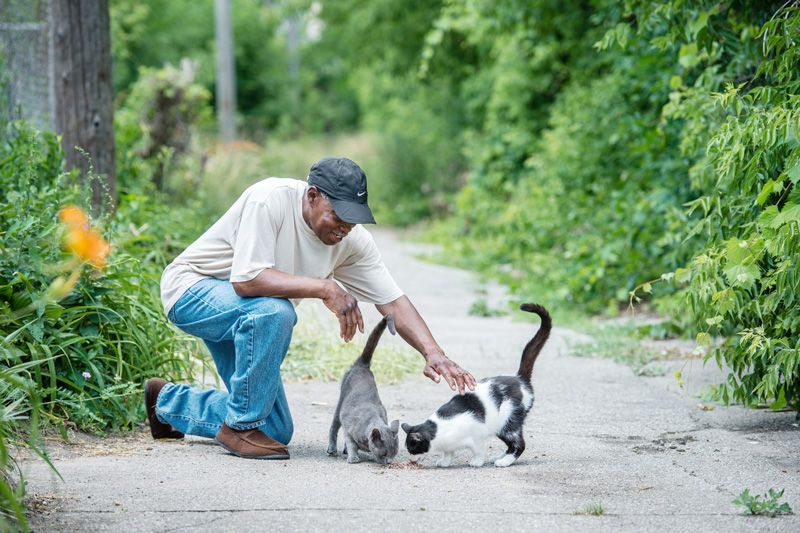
top-left (670, 75), bottom-right (682, 90)
top-left (756, 179), bottom-right (776, 206)
top-left (679, 43), bottom-right (700, 69)
top-left (690, 10), bottom-right (711, 38)
top-left (787, 161), bottom-right (800, 184)
top-left (725, 238), bottom-right (748, 264)
top-left (724, 263), bottom-right (760, 289)
top-left (696, 332), bottom-right (712, 347)
top-left (675, 267), bottom-right (692, 284)
top-left (759, 205), bottom-right (779, 228)
top-left (770, 203), bottom-right (800, 228)
top-left (769, 388), bottom-right (787, 410)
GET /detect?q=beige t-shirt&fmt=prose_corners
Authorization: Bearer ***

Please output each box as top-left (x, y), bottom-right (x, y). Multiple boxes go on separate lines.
top-left (160, 178), bottom-right (403, 314)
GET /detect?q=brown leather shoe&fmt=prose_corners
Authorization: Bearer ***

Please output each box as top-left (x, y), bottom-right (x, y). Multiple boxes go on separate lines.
top-left (144, 378), bottom-right (184, 439)
top-left (215, 423), bottom-right (290, 459)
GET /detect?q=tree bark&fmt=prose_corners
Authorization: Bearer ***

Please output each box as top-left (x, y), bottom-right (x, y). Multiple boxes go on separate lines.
top-left (51, 0), bottom-right (116, 214)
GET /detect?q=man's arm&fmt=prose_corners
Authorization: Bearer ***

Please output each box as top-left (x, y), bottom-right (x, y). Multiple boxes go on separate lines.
top-left (232, 268), bottom-right (365, 341)
top-left (376, 295), bottom-right (476, 394)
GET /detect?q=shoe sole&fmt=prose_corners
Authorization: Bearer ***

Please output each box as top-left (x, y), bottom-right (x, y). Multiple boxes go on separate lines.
top-left (215, 438), bottom-right (290, 460)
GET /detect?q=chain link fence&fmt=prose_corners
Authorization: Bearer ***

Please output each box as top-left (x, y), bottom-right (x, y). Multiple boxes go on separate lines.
top-left (0, 0), bottom-right (54, 130)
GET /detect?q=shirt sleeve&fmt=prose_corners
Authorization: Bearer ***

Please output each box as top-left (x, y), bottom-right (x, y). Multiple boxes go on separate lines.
top-left (229, 197), bottom-right (282, 283)
top-left (333, 232), bottom-right (404, 305)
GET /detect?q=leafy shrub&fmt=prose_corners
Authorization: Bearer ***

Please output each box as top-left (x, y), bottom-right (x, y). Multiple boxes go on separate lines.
top-left (0, 122), bottom-right (210, 529)
top-left (623, 2), bottom-right (800, 410)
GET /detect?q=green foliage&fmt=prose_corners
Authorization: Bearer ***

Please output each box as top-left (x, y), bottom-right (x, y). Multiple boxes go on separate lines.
top-left (309, 0), bottom-right (468, 223)
top-left (115, 61), bottom-right (211, 192)
top-left (395, 0), bottom-right (800, 411)
top-left (733, 488), bottom-right (793, 517)
top-left (0, 123), bottom-right (203, 432)
top-left (622, 1), bottom-right (800, 410)
top-left (111, 0), bottom-right (291, 134)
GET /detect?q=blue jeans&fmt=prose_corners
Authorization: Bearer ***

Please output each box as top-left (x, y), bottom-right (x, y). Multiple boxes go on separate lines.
top-left (156, 278), bottom-right (296, 444)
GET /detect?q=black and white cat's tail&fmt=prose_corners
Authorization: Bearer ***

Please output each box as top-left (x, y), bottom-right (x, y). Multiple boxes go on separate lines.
top-left (357, 315), bottom-right (396, 367)
top-left (517, 303), bottom-right (552, 382)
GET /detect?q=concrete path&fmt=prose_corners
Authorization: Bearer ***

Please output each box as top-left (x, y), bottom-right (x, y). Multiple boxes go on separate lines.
top-left (24, 229), bottom-right (800, 532)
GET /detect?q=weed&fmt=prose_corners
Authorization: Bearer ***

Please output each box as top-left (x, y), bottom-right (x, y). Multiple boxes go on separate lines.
top-left (733, 488), bottom-right (793, 517)
top-left (575, 503), bottom-right (605, 516)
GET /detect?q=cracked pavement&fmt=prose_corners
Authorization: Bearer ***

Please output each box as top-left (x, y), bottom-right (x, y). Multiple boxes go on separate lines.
top-left (23, 228), bottom-right (800, 532)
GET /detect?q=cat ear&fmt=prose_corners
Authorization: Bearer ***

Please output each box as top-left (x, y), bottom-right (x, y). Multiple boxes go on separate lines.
top-left (390, 420), bottom-right (399, 433)
top-left (401, 422), bottom-right (412, 434)
top-left (370, 427), bottom-right (383, 444)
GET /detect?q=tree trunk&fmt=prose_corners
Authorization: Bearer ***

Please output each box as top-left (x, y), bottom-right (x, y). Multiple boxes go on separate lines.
top-left (51, 0), bottom-right (116, 214)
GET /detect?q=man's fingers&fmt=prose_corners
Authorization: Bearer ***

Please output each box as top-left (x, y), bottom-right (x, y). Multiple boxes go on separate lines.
top-left (454, 374), bottom-right (466, 395)
top-left (355, 306), bottom-right (364, 334)
top-left (440, 367), bottom-right (457, 391)
top-left (423, 365), bottom-right (440, 383)
top-left (344, 310), bottom-right (355, 341)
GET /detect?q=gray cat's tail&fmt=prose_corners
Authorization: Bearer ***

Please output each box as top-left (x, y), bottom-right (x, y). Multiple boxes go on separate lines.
top-left (517, 304), bottom-right (551, 382)
top-left (357, 315), bottom-right (396, 367)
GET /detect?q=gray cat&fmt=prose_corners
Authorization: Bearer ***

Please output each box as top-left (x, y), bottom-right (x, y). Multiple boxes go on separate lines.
top-left (327, 315), bottom-right (400, 464)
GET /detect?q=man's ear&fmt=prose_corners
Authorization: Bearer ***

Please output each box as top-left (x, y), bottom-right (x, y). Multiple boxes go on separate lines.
top-left (307, 186), bottom-right (321, 205)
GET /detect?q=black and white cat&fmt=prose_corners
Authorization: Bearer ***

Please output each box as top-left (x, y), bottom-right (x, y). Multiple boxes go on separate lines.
top-left (401, 303), bottom-right (551, 468)
top-left (328, 315), bottom-right (400, 464)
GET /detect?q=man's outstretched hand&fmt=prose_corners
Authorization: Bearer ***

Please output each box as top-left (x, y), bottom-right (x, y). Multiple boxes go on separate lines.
top-left (423, 352), bottom-right (476, 395)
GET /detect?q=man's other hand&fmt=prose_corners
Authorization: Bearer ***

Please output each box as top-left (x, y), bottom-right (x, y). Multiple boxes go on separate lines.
top-left (322, 280), bottom-right (364, 342)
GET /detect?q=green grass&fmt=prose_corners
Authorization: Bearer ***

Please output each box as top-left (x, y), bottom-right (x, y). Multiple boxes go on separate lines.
top-left (282, 306), bottom-right (417, 383)
top-left (565, 318), bottom-right (697, 374)
top-left (575, 503), bottom-right (606, 516)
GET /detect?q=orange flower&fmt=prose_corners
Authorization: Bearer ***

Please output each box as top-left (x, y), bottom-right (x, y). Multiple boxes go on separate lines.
top-left (58, 205), bottom-right (110, 269)
top-left (59, 205), bottom-right (89, 228)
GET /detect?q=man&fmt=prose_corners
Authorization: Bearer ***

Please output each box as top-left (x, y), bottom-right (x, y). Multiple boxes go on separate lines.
top-left (145, 157), bottom-right (476, 459)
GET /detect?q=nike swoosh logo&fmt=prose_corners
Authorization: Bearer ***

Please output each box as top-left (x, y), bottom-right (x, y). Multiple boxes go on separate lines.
top-left (357, 191), bottom-right (366, 197)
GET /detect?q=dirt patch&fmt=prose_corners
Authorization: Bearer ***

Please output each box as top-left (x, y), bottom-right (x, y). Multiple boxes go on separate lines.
top-left (20, 426), bottom-right (155, 462)
top-left (632, 434), bottom-right (696, 454)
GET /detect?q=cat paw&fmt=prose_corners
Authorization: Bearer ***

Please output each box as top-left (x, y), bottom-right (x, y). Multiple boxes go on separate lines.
top-left (493, 455), bottom-right (516, 467)
top-left (436, 458), bottom-right (452, 468)
top-left (346, 455), bottom-right (361, 464)
top-left (326, 445), bottom-right (338, 456)
top-left (469, 458), bottom-right (486, 468)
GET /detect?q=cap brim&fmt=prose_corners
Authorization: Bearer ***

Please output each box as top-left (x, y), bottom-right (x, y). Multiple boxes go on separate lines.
top-left (329, 198), bottom-right (376, 224)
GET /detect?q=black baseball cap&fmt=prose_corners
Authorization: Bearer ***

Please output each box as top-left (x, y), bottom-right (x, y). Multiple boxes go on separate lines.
top-left (307, 157), bottom-right (376, 224)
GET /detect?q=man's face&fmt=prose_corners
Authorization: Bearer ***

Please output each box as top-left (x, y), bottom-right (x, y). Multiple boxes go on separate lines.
top-left (307, 190), bottom-right (355, 245)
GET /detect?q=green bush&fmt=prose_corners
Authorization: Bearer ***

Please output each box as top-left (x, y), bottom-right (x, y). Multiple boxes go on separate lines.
top-left (0, 122), bottom-right (211, 529)
top-left (623, 2), bottom-right (800, 410)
